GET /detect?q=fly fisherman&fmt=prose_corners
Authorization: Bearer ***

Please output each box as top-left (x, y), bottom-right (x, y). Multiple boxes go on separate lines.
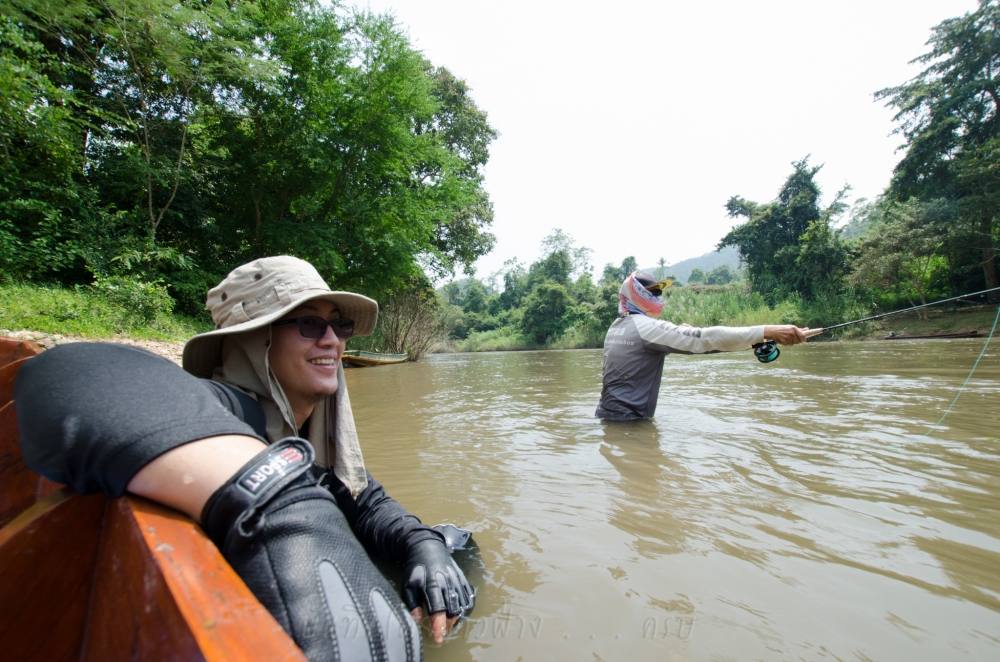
top-left (596, 271), bottom-right (811, 421)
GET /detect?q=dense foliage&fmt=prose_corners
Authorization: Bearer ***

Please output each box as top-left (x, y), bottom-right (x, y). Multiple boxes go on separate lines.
top-left (0, 0), bottom-right (496, 313)
top-left (2, 1), bottom-right (995, 352)
top-left (876, 0), bottom-right (999, 298)
top-left (719, 159), bottom-right (849, 306)
top-left (436, 228), bottom-right (676, 351)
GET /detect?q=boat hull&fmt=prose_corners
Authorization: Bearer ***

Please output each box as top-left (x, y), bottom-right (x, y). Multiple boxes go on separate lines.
top-left (342, 350), bottom-right (408, 366)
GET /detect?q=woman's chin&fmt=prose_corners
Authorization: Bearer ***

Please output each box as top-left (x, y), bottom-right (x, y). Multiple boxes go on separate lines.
top-left (312, 380), bottom-right (340, 398)
top-left (303, 363), bottom-right (340, 395)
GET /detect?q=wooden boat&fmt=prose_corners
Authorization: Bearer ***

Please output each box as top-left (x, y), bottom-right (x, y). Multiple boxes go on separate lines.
top-left (884, 330), bottom-right (980, 340)
top-left (342, 349), bottom-right (408, 367)
top-left (0, 337), bottom-right (305, 661)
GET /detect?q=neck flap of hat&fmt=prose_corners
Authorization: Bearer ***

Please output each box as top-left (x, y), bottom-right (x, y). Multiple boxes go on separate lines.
top-left (214, 328), bottom-right (368, 497)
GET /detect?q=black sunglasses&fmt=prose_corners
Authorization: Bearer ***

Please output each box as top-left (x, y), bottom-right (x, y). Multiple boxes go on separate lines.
top-left (272, 315), bottom-right (355, 340)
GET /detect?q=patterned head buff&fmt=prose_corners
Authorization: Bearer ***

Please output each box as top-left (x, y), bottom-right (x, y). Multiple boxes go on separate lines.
top-left (618, 271), bottom-right (665, 317)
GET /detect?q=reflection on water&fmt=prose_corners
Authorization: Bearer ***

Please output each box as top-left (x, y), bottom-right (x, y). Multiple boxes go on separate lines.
top-left (346, 340), bottom-right (1000, 661)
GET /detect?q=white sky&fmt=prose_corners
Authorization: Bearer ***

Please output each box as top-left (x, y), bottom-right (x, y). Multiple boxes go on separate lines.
top-left (356, 0), bottom-right (977, 281)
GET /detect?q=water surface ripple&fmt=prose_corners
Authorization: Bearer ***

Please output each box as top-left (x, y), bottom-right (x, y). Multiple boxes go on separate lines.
top-left (346, 340), bottom-right (1000, 661)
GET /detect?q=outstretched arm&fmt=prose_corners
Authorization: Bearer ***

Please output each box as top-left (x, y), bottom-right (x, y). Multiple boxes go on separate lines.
top-left (633, 317), bottom-right (813, 354)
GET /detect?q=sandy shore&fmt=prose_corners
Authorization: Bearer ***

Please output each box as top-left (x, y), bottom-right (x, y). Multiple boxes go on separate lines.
top-left (1, 330), bottom-right (185, 364)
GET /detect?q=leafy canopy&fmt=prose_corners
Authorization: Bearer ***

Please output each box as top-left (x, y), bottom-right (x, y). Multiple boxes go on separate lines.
top-left (719, 158), bottom-right (849, 304)
top-left (1, 0), bottom-right (498, 311)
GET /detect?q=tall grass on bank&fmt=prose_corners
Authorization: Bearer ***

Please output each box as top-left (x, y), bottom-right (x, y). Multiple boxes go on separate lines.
top-left (548, 324), bottom-right (600, 350)
top-left (0, 282), bottom-right (211, 340)
top-left (660, 285), bottom-right (874, 336)
top-left (795, 292), bottom-right (872, 337)
top-left (456, 326), bottom-right (532, 352)
top-left (661, 285), bottom-right (798, 327)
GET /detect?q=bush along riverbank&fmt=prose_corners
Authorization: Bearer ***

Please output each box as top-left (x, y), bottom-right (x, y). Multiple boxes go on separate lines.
top-left (4, 282), bottom-right (995, 360)
top-left (0, 282), bottom-right (209, 363)
top-left (0, 281), bottom-right (211, 341)
top-left (447, 284), bottom-right (999, 353)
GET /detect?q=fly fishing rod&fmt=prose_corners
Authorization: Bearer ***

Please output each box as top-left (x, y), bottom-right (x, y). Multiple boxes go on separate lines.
top-left (753, 285), bottom-right (1000, 363)
top-left (814, 285), bottom-right (1000, 335)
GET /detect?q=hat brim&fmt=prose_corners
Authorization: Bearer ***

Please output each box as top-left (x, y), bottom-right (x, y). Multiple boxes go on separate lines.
top-left (182, 290), bottom-right (378, 378)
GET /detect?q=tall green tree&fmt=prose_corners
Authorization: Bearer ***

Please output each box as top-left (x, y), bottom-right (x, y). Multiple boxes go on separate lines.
top-left (528, 250), bottom-right (572, 287)
top-left (705, 265), bottom-right (736, 285)
top-left (200, 8), bottom-right (496, 298)
top-left (600, 256), bottom-right (637, 286)
top-left (540, 228), bottom-right (593, 278)
top-left (849, 197), bottom-right (953, 308)
top-left (4, 0), bottom-right (277, 287)
top-left (0, 16), bottom-right (98, 281)
top-left (3, 0), bottom-right (498, 310)
top-left (719, 158), bottom-right (849, 303)
top-left (600, 263), bottom-right (620, 285)
top-left (524, 229), bottom-right (593, 290)
top-left (490, 258), bottom-right (527, 311)
top-left (520, 281), bottom-right (573, 344)
top-left (876, 0), bottom-right (999, 297)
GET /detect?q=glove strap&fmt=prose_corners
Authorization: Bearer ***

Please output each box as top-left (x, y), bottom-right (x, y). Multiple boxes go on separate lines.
top-left (201, 437), bottom-right (315, 543)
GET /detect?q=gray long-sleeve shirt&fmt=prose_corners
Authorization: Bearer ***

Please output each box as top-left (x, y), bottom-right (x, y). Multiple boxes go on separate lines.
top-left (595, 314), bottom-right (765, 421)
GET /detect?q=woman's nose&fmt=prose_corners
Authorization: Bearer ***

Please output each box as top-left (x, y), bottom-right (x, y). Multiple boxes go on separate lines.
top-left (316, 323), bottom-right (344, 347)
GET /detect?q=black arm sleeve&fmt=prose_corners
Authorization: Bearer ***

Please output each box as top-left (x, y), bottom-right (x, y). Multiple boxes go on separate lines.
top-left (324, 471), bottom-right (443, 564)
top-left (14, 342), bottom-right (263, 496)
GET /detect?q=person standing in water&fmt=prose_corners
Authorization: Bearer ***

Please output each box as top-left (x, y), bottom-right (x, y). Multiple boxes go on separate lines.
top-left (596, 271), bottom-right (810, 421)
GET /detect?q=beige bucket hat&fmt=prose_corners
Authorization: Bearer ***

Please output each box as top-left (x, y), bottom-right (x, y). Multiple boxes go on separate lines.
top-left (182, 255), bottom-right (378, 378)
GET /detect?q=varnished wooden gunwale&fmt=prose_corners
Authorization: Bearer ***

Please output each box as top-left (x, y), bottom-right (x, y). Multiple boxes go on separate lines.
top-left (0, 336), bottom-right (305, 661)
top-left (0, 490), bottom-right (105, 662)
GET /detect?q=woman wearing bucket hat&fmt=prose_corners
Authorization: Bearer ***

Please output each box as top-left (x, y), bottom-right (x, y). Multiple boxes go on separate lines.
top-left (14, 255), bottom-right (473, 661)
top-left (596, 271), bottom-right (811, 421)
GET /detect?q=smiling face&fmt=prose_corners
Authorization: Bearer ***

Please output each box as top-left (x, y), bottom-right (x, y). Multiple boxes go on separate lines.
top-left (269, 299), bottom-right (347, 427)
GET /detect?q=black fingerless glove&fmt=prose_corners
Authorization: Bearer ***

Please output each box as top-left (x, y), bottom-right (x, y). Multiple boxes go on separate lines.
top-left (403, 538), bottom-right (476, 618)
top-left (201, 439), bottom-right (421, 662)
top-left (322, 471), bottom-right (476, 618)
top-left (324, 471), bottom-right (441, 560)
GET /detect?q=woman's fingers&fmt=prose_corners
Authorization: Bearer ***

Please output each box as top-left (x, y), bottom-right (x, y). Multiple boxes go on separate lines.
top-left (410, 607), bottom-right (460, 645)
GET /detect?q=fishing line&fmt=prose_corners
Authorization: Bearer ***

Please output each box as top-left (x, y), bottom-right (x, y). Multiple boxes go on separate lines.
top-left (751, 285), bottom-right (1000, 363)
top-left (934, 304), bottom-right (1000, 425)
top-left (817, 285), bottom-right (1000, 335)
top-left (746, 286), bottom-right (1000, 428)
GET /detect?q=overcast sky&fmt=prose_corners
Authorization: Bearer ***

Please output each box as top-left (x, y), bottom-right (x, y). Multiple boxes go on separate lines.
top-left (357, 0), bottom-right (977, 281)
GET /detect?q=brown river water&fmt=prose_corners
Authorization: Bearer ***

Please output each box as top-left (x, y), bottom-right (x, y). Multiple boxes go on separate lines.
top-left (345, 340), bottom-right (1000, 661)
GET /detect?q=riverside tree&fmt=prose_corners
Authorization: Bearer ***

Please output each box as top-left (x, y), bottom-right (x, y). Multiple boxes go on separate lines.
top-left (1, 0), bottom-right (497, 312)
top-left (520, 281), bottom-right (574, 344)
top-left (718, 158), bottom-right (850, 304)
top-left (849, 197), bottom-right (953, 309)
top-left (876, 0), bottom-right (999, 298)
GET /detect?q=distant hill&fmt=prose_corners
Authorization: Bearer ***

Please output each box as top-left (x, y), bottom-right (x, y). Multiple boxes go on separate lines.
top-left (644, 245), bottom-right (741, 284)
